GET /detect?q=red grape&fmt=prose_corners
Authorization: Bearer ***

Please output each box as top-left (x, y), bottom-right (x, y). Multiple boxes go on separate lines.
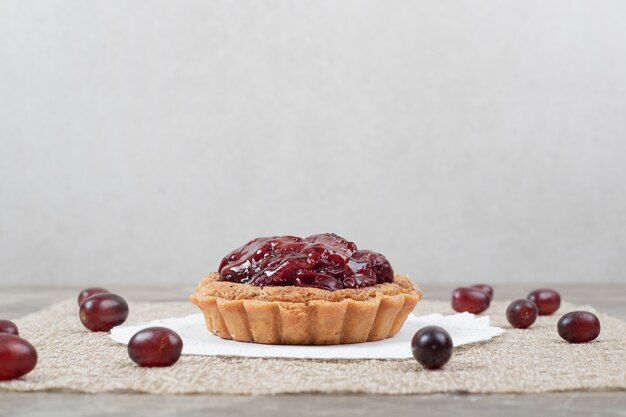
top-left (470, 284), bottom-right (493, 299)
top-left (506, 299), bottom-right (538, 329)
top-left (78, 287), bottom-right (110, 306)
top-left (558, 311), bottom-right (600, 343)
top-left (411, 326), bottom-right (453, 370)
top-left (128, 327), bottom-right (183, 367)
top-left (451, 287), bottom-right (490, 314)
top-left (79, 293), bottom-right (129, 332)
top-left (0, 334), bottom-right (37, 381)
top-left (0, 320), bottom-right (19, 336)
top-left (527, 289), bottom-right (561, 315)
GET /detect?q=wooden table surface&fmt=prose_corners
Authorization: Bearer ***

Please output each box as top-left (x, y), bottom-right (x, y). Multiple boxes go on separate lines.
top-left (1, 284), bottom-right (625, 417)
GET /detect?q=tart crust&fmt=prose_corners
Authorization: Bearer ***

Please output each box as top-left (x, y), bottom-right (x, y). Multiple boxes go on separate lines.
top-left (190, 273), bottom-right (423, 345)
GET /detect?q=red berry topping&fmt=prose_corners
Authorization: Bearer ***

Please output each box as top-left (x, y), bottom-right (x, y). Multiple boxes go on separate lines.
top-left (527, 289), bottom-right (561, 315)
top-left (470, 284), bottom-right (493, 299)
top-left (558, 311), bottom-right (601, 343)
top-left (451, 287), bottom-right (490, 314)
top-left (411, 326), bottom-right (453, 370)
top-left (0, 334), bottom-right (37, 381)
top-left (79, 293), bottom-right (129, 332)
top-left (506, 299), bottom-right (538, 329)
top-left (78, 287), bottom-right (110, 306)
top-left (0, 320), bottom-right (19, 336)
top-left (128, 327), bottom-right (183, 367)
top-left (218, 233), bottom-right (394, 291)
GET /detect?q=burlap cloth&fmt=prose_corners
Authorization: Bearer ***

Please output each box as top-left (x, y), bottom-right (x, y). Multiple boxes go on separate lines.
top-left (1, 299), bottom-right (624, 395)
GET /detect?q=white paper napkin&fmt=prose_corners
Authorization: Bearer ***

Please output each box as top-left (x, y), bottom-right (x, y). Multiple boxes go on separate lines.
top-left (110, 312), bottom-right (504, 359)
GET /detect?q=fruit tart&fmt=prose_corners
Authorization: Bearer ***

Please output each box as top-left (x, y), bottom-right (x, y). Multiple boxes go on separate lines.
top-left (190, 233), bottom-right (422, 345)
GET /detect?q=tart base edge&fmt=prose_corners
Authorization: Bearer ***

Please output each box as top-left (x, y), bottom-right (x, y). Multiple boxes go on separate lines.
top-left (190, 281), bottom-right (422, 345)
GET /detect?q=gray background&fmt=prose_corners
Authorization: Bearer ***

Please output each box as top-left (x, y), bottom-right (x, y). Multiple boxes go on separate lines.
top-left (1, 0), bottom-right (625, 286)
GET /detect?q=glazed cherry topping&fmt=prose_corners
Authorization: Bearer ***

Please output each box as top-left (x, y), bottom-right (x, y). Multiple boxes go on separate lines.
top-left (218, 233), bottom-right (394, 291)
top-left (527, 289), bottom-right (561, 315)
top-left (128, 327), bottom-right (183, 367)
top-left (0, 334), bottom-right (38, 381)
top-left (0, 320), bottom-right (19, 336)
top-left (470, 284), bottom-right (493, 299)
top-left (79, 293), bottom-right (129, 332)
top-left (557, 311), bottom-right (601, 343)
top-left (78, 287), bottom-right (110, 306)
top-left (506, 299), bottom-right (538, 329)
top-left (451, 287), bottom-right (490, 314)
top-left (411, 326), bottom-right (453, 370)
